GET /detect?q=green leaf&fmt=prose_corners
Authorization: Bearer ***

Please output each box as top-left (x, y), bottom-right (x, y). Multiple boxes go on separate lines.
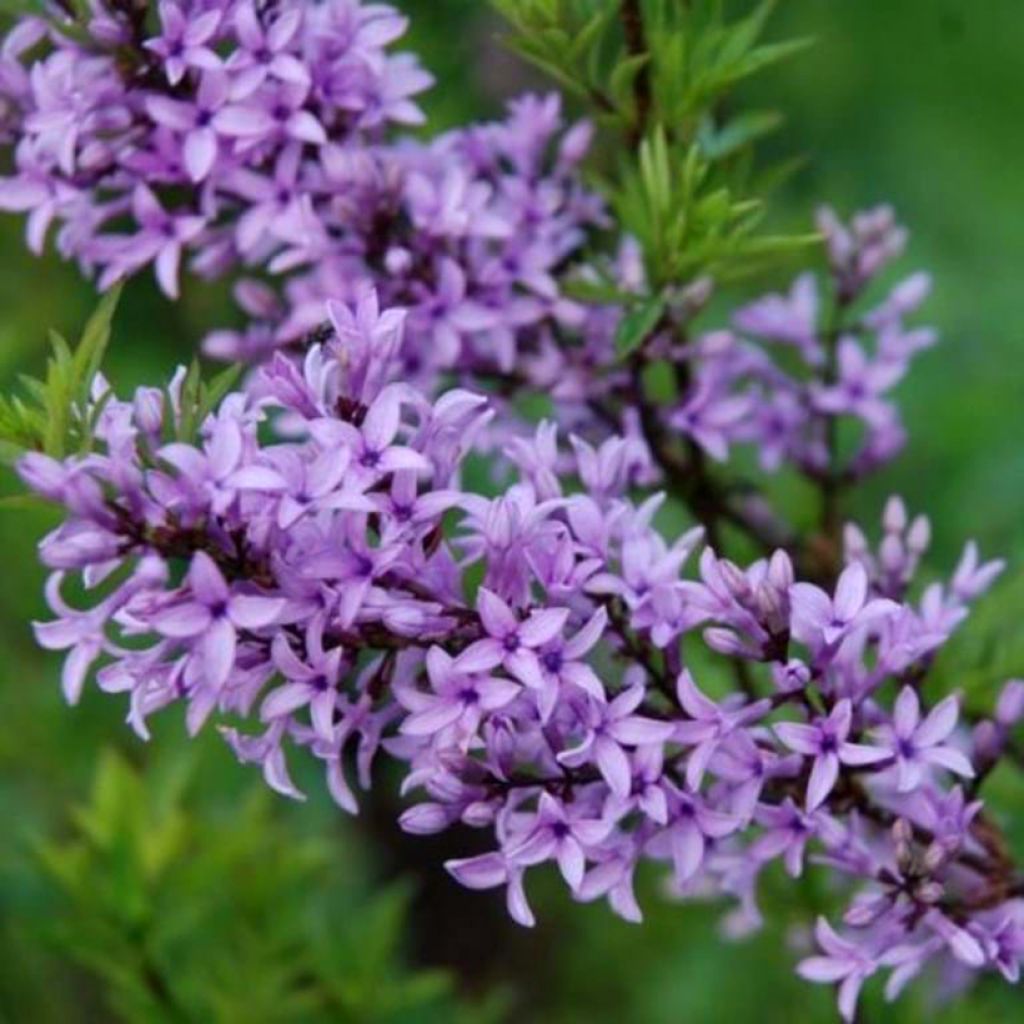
top-left (609, 53), bottom-right (650, 108)
top-left (197, 363), bottom-right (243, 423)
top-left (717, 0), bottom-right (778, 67)
top-left (71, 284), bottom-right (122, 410)
top-left (699, 110), bottom-right (784, 160)
top-left (173, 359), bottom-right (204, 443)
top-left (615, 295), bottom-right (665, 358)
top-left (0, 285), bottom-right (123, 461)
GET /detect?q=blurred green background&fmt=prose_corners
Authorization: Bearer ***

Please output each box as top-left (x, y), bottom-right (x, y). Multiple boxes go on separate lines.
top-left (1, 1), bottom-right (1022, 1021)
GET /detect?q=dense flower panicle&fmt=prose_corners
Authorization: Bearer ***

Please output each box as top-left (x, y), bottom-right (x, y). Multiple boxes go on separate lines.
top-left (0, 3), bottom-right (606, 391)
top-left (20, 288), bottom-right (1022, 1020)
top-left (0, 0), bottom-right (429, 301)
top-left (206, 92), bottom-right (605, 381)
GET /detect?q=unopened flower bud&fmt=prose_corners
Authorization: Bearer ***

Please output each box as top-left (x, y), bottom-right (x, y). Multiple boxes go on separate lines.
top-left (773, 659), bottom-right (810, 693)
top-left (133, 387), bottom-right (164, 434)
top-left (16, 452), bottom-right (68, 500)
top-left (673, 276), bottom-right (714, 319)
top-left (922, 839), bottom-right (953, 874)
top-left (768, 549), bottom-right (794, 590)
top-left (462, 801), bottom-right (497, 827)
top-left (907, 515), bottom-right (931, 554)
top-left (719, 559), bottom-right (751, 601)
top-left (704, 627), bottom-right (752, 658)
top-left (880, 534), bottom-right (905, 574)
top-left (971, 720), bottom-right (1002, 763)
top-left (996, 679), bottom-right (1024, 726)
top-left (384, 246), bottom-right (412, 275)
top-left (755, 583), bottom-right (786, 633)
top-left (884, 495), bottom-right (907, 533)
top-left (399, 802), bottom-right (451, 835)
top-left (892, 818), bottom-right (914, 865)
top-left (844, 893), bottom-right (889, 927)
top-left (558, 119), bottom-right (593, 166)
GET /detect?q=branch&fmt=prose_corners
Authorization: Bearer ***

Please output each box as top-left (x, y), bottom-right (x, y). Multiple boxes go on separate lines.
top-left (619, 0), bottom-right (652, 144)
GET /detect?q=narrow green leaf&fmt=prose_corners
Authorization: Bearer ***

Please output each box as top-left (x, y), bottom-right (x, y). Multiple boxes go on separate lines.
top-left (197, 363), bottom-right (243, 425)
top-left (72, 284), bottom-right (122, 409)
top-left (699, 109), bottom-right (783, 160)
top-left (615, 295), bottom-right (665, 358)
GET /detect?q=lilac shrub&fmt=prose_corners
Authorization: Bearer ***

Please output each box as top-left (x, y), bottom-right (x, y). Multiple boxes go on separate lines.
top-left (2, 1), bottom-right (1023, 1020)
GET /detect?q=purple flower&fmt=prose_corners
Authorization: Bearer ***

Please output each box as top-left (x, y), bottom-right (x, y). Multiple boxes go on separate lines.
top-left (445, 854), bottom-right (536, 928)
top-left (813, 338), bottom-right (905, 428)
top-left (674, 670), bottom-right (769, 789)
top-left (270, 446), bottom-right (374, 529)
top-left (871, 688), bottom-right (974, 791)
top-left (987, 915), bottom-right (1024, 983)
top-left (528, 606), bottom-right (608, 720)
top-left (733, 272), bottom-right (822, 364)
top-left (227, 1), bottom-right (310, 96)
top-left (775, 700), bottom-right (887, 809)
top-left (461, 588), bottom-right (569, 691)
top-left (669, 375), bottom-right (752, 462)
top-left (657, 784), bottom-right (739, 883)
top-left (504, 792), bottom-right (612, 891)
top-left (313, 384), bottom-right (431, 484)
top-left (145, 2), bottom-right (223, 86)
top-left (752, 798), bottom-right (819, 877)
top-left (150, 551), bottom-right (285, 689)
top-left (398, 646), bottom-right (520, 742)
top-left (797, 918), bottom-right (878, 1022)
top-left (790, 562), bottom-right (899, 649)
top-left (145, 71), bottom-right (230, 182)
top-left (558, 682), bottom-right (675, 797)
top-left (99, 185), bottom-right (206, 298)
top-left (262, 625), bottom-right (345, 741)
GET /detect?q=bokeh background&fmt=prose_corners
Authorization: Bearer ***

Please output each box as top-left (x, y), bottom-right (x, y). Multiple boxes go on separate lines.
top-left (1, 2), bottom-right (1022, 1021)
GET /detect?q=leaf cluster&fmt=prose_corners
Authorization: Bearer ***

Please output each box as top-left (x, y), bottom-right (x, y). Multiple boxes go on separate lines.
top-left (493, 0), bottom-right (817, 310)
top-left (0, 286), bottom-right (121, 464)
top-left (0, 287), bottom-right (243, 471)
top-left (32, 749), bottom-right (505, 1024)
top-left (494, 0), bottom-right (808, 143)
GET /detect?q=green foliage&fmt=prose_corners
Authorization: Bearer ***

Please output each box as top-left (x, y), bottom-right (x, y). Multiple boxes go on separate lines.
top-left (614, 294), bottom-right (665, 357)
top-left (0, 286), bottom-right (245, 472)
top-left (613, 127), bottom-right (816, 288)
top-left (31, 749), bottom-right (504, 1024)
top-left (638, 0), bottom-right (812, 133)
top-left (171, 359), bottom-right (243, 444)
top-left (0, 285), bottom-right (121, 463)
top-left (490, 0), bottom-right (620, 108)
top-left (492, 0), bottom-right (816, 327)
top-left (492, 0), bottom-right (810, 141)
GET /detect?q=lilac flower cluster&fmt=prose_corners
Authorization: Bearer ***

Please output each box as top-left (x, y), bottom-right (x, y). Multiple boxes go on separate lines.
top-left (19, 291), bottom-right (1024, 1019)
top-left (0, 0), bottom-right (430, 301)
top-left (0, 1), bottom-right (603, 386)
top-left (205, 91), bottom-right (602, 376)
top-left (666, 206), bottom-right (934, 482)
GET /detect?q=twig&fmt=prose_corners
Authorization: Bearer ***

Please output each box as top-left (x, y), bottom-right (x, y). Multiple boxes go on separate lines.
top-left (619, 0), bottom-right (652, 144)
